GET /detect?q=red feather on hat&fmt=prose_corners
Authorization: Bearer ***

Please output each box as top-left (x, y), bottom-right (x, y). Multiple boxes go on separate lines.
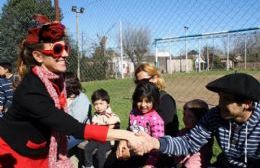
top-left (26, 28), bottom-right (40, 44)
top-left (32, 14), bottom-right (50, 25)
top-left (24, 14), bottom-right (65, 44)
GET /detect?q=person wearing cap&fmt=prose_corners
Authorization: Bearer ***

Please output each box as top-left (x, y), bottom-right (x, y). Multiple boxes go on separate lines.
top-left (131, 73), bottom-right (260, 168)
top-left (0, 14), bottom-right (146, 168)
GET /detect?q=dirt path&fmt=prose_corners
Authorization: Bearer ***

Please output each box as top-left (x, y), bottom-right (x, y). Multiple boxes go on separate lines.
top-left (164, 73), bottom-right (260, 109)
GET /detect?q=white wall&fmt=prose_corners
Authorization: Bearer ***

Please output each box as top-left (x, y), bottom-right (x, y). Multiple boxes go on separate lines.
top-left (167, 59), bottom-right (193, 73)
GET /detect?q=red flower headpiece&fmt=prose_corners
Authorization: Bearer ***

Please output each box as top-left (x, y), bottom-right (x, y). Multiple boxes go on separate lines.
top-left (25, 14), bottom-right (65, 44)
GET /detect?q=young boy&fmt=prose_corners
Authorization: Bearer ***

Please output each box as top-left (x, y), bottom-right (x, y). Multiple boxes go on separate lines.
top-left (83, 89), bottom-right (120, 168)
top-left (0, 62), bottom-right (13, 79)
top-left (0, 62), bottom-right (14, 114)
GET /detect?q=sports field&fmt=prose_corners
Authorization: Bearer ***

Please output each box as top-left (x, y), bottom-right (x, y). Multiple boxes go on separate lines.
top-left (83, 70), bottom-right (260, 128)
top-left (82, 70), bottom-right (260, 163)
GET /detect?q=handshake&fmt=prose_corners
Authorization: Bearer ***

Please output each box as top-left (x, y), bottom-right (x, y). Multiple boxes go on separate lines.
top-left (115, 131), bottom-right (160, 159)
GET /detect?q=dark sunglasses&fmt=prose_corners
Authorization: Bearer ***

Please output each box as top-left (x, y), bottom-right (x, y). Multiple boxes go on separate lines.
top-left (134, 76), bottom-right (153, 84)
top-left (40, 43), bottom-right (70, 59)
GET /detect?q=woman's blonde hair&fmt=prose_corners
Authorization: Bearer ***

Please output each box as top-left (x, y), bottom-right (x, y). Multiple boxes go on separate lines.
top-left (135, 63), bottom-right (165, 90)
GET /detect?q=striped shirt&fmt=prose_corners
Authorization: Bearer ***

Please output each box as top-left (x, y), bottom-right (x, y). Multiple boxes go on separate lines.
top-left (159, 102), bottom-right (260, 168)
top-left (0, 77), bottom-right (13, 112)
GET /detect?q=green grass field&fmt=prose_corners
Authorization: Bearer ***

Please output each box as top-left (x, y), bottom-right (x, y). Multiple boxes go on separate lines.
top-left (81, 76), bottom-right (223, 163)
top-left (82, 70), bottom-right (260, 129)
top-left (82, 70), bottom-right (260, 162)
top-left (81, 70), bottom-right (260, 163)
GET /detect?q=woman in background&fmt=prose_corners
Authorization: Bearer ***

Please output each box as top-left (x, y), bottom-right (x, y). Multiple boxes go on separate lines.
top-left (64, 71), bottom-right (91, 150)
top-left (134, 63), bottom-right (179, 137)
top-left (65, 72), bottom-right (91, 124)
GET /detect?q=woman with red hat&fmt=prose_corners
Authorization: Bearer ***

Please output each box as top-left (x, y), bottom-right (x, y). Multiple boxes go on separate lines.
top-left (0, 15), bottom-right (145, 168)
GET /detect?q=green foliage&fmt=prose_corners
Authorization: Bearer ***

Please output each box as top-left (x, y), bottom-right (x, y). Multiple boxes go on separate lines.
top-left (188, 49), bottom-right (199, 56)
top-left (66, 36), bottom-right (78, 74)
top-left (91, 38), bottom-right (111, 79)
top-left (213, 55), bottom-right (225, 69)
top-left (0, 0), bottom-right (55, 63)
top-left (80, 36), bottom-right (114, 81)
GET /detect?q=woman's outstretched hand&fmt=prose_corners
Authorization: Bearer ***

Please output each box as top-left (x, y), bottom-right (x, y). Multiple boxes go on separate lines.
top-left (106, 129), bottom-right (160, 156)
top-left (125, 131), bottom-right (148, 155)
top-left (128, 131), bottom-right (160, 156)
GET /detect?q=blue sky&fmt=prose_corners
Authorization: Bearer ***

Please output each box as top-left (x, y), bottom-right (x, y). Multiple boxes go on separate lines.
top-left (59, 0), bottom-right (259, 39)
top-left (0, 0), bottom-right (259, 51)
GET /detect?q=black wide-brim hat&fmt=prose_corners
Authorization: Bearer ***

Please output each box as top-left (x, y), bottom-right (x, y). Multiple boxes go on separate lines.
top-left (206, 73), bottom-right (260, 101)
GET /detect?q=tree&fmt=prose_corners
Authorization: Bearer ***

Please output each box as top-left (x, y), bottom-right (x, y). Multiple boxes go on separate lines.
top-left (231, 32), bottom-right (260, 62)
top-left (0, 0), bottom-right (56, 63)
top-left (121, 25), bottom-right (151, 68)
top-left (82, 35), bottom-right (112, 81)
top-left (66, 35), bottom-right (79, 74)
top-left (188, 50), bottom-right (198, 56)
top-left (93, 35), bottom-right (109, 79)
top-left (200, 45), bottom-right (224, 70)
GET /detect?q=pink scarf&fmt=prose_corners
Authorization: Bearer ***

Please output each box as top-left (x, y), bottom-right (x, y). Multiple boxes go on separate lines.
top-left (32, 66), bottom-right (73, 168)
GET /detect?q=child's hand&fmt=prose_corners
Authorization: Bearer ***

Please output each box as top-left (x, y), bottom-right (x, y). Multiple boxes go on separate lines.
top-left (142, 165), bottom-right (155, 168)
top-left (131, 131), bottom-right (159, 155)
top-left (108, 124), bottom-right (115, 129)
top-left (116, 140), bottom-right (131, 160)
top-left (121, 146), bottom-right (131, 159)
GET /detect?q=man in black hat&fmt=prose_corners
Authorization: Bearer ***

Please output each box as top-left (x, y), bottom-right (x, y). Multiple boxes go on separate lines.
top-left (129, 73), bottom-right (260, 168)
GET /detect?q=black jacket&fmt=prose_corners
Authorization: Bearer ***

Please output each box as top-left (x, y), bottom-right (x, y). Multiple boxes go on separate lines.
top-left (0, 71), bottom-right (85, 156)
top-left (158, 90), bottom-right (179, 136)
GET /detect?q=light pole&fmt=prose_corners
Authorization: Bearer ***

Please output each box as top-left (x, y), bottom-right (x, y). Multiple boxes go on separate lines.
top-left (227, 34), bottom-right (230, 71)
top-left (54, 0), bottom-right (60, 21)
top-left (119, 21), bottom-right (124, 79)
top-left (244, 35), bottom-right (247, 70)
top-left (184, 26), bottom-right (189, 72)
top-left (154, 38), bottom-right (161, 68)
top-left (155, 40), bottom-right (158, 67)
top-left (72, 6), bottom-right (84, 80)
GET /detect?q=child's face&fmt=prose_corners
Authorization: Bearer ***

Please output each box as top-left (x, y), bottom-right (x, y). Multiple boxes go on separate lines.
top-left (93, 99), bottom-right (109, 113)
top-left (183, 109), bottom-right (197, 129)
top-left (0, 66), bottom-right (7, 76)
top-left (136, 97), bottom-right (153, 114)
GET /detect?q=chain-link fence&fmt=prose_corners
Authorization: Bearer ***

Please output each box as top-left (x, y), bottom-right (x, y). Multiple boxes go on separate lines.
top-left (153, 28), bottom-right (260, 107)
top-left (0, 0), bottom-right (259, 109)
top-left (64, 0), bottom-right (260, 108)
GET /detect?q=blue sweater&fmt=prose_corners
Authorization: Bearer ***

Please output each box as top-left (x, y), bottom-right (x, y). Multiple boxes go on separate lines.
top-left (159, 102), bottom-right (260, 168)
top-left (0, 77), bottom-right (13, 112)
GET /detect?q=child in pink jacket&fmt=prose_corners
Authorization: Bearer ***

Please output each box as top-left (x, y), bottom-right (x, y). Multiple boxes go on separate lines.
top-left (117, 81), bottom-right (164, 168)
top-left (175, 99), bottom-right (213, 168)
